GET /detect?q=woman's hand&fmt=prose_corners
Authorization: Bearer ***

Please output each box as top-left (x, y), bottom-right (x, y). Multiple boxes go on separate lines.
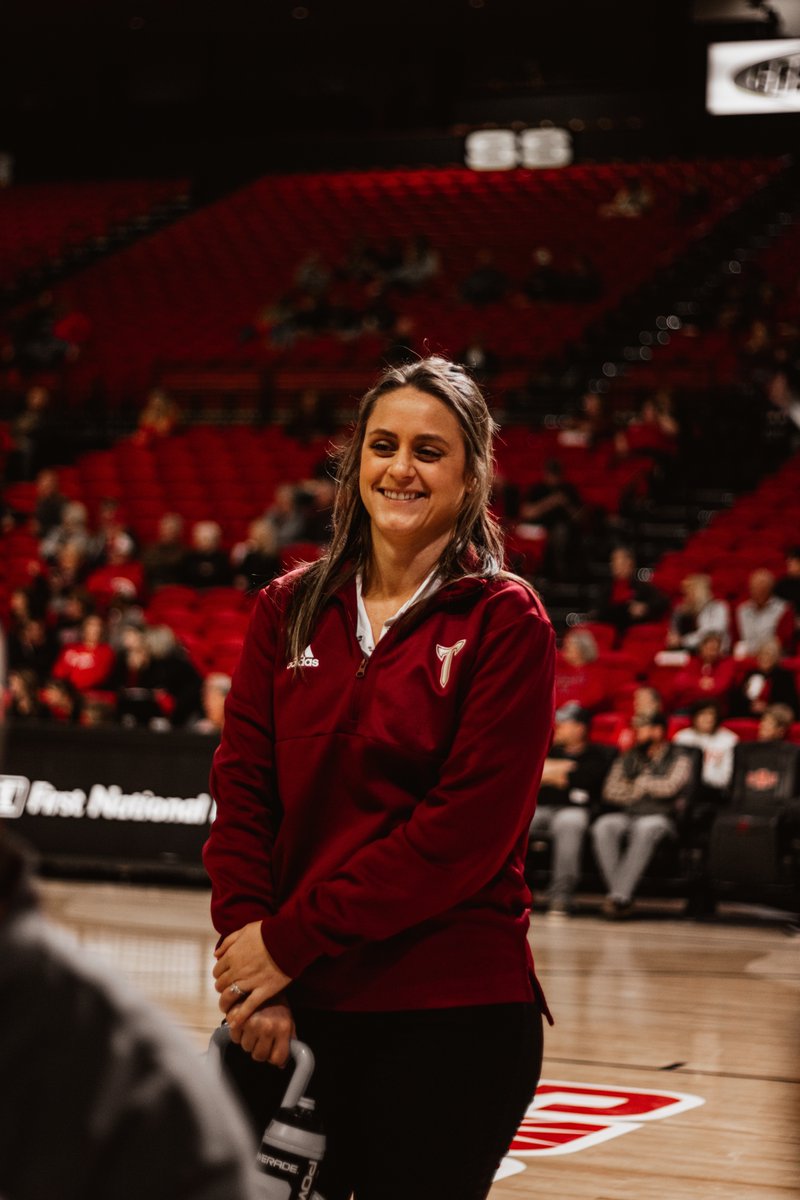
top-left (225, 995), bottom-right (296, 1067)
top-left (213, 921), bottom-right (292, 1028)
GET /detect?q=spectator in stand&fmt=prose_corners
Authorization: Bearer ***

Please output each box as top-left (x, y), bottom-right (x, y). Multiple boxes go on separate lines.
top-left (669, 631), bottom-right (737, 715)
top-left (189, 673), bottom-right (232, 736)
top-left (459, 247), bottom-right (510, 307)
top-left (758, 702), bottom-right (795, 742)
top-left (32, 467), bottom-right (66, 537)
top-left (86, 497), bottom-right (138, 568)
top-left (598, 175), bottom-right (654, 219)
top-left (231, 519), bottom-right (281, 591)
top-left (592, 713), bottom-right (692, 919)
top-left (5, 668), bottom-right (42, 721)
top-left (455, 338), bottom-right (502, 387)
top-left (673, 700), bottom-right (738, 800)
top-left (730, 636), bottom-right (799, 720)
top-left (85, 532), bottom-right (145, 612)
top-left (528, 703), bottom-right (611, 917)
top-left (39, 676), bottom-right (82, 723)
top-left (183, 521), bottom-right (233, 590)
top-left (387, 234), bottom-right (441, 292)
top-left (554, 628), bottom-right (611, 714)
top-left (624, 393), bottom-right (679, 467)
top-left (7, 617), bottom-right (56, 683)
top-left (47, 544), bottom-right (91, 616)
top-left (519, 458), bottom-right (585, 582)
top-left (666, 573), bottom-right (731, 653)
top-left (7, 384), bottom-right (57, 480)
top-left (561, 392), bottom-right (614, 449)
top-left (112, 625), bottom-right (202, 730)
top-left (50, 589), bottom-right (94, 649)
top-left (39, 501), bottom-right (92, 564)
top-left (592, 546), bottom-right (670, 638)
top-left (520, 246), bottom-right (562, 303)
top-left (51, 614), bottom-right (115, 695)
top-left (132, 388), bottom-right (181, 447)
top-left (616, 686), bottom-right (666, 751)
top-left (733, 568), bottom-right (794, 657)
top-left (142, 513), bottom-right (189, 592)
top-left (264, 483), bottom-right (311, 548)
top-left (774, 546), bottom-right (800, 648)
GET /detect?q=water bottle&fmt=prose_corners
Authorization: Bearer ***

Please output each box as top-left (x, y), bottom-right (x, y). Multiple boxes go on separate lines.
top-left (207, 1025), bottom-right (326, 1200)
top-left (254, 1039), bottom-right (326, 1200)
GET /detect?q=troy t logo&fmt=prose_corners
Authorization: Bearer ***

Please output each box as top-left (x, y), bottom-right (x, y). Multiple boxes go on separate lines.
top-left (436, 640), bottom-right (466, 688)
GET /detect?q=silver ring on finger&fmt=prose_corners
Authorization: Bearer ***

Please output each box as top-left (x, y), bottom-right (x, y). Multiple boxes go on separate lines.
top-left (230, 982), bottom-right (245, 997)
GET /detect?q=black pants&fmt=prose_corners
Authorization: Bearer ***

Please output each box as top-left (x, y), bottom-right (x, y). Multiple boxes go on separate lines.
top-left (291, 1003), bottom-right (544, 1200)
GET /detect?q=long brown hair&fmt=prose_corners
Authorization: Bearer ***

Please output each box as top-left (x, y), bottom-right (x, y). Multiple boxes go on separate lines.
top-left (283, 356), bottom-right (505, 666)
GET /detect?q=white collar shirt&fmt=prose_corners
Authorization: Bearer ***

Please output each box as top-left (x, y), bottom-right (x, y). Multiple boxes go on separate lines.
top-left (355, 568), bottom-right (440, 657)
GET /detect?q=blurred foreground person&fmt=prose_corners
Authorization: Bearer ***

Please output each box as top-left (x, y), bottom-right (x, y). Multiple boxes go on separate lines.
top-left (0, 828), bottom-right (263, 1200)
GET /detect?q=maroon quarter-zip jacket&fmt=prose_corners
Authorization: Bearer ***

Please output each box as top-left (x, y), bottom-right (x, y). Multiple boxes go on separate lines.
top-left (203, 569), bottom-right (555, 1012)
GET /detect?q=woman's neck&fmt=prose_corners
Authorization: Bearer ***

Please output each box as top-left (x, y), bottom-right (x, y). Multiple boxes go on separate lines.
top-left (364, 533), bottom-right (448, 602)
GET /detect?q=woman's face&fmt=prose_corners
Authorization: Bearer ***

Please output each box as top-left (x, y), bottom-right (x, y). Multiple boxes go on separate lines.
top-left (359, 387), bottom-right (469, 555)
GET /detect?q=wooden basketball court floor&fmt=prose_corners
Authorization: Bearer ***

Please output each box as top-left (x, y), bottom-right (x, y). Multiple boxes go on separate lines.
top-left (39, 879), bottom-right (800, 1199)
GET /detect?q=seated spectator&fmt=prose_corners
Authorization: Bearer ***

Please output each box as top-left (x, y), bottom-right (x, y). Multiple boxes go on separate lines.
top-left (80, 697), bottom-right (118, 727)
top-left (730, 637), bottom-right (799, 720)
top-left (616, 686), bottom-right (666, 751)
top-left (133, 388), bottom-right (181, 447)
top-left (455, 338), bottom-right (501, 387)
top-left (666, 573), bottom-right (731, 654)
top-left (592, 713), bottom-right (692, 918)
top-left (264, 483), bottom-right (313, 548)
top-left (51, 614), bottom-right (115, 695)
top-left (673, 700), bottom-right (739, 799)
top-left (303, 477), bottom-right (336, 545)
top-left (554, 629), bottom-right (611, 714)
top-left (386, 234), bottom-right (440, 291)
top-left (39, 501), bottom-right (92, 564)
top-left (142, 513), bottom-right (189, 592)
top-left (86, 497), bottom-right (138, 568)
top-left (519, 459), bottom-right (585, 582)
top-left (598, 175), bottom-right (654, 219)
top-left (459, 248), bottom-right (509, 307)
top-left (188, 672), bottom-right (232, 736)
top-left (774, 545), bottom-right (800, 648)
top-left (39, 676), bottom-right (82, 723)
top-left (757, 701), bottom-right (796, 743)
top-left (182, 521), bottom-right (233, 590)
top-left (669, 631), bottom-right (737, 714)
top-left (624, 393), bottom-right (679, 465)
top-left (774, 545), bottom-right (800, 612)
top-left (32, 467), bottom-right (66, 537)
top-left (734, 568), bottom-right (794, 657)
top-left (528, 704), bottom-right (611, 916)
top-left (7, 384), bottom-right (57, 481)
top-left (231, 518), bottom-right (281, 591)
top-left (7, 617), bottom-right (57, 682)
top-left (5, 668), bottom-right (43, 721)
top-left (85, 532), bottom-right (145, 612)
top-left (592, 546), bottom-right (670, 638)
top-left (112, 625), bottom-right (203, 730)
top-left (521, 246), bottom-right (562, 303)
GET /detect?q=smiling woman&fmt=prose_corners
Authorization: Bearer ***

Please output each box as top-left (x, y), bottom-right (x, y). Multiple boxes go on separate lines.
top-left (203, 356), bottom-right (556, 1200)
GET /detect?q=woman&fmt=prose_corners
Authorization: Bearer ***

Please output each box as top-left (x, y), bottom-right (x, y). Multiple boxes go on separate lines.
top-left (666, 573), bottom-right (731, 654)
top-left (204, 357), bottom-right (555, 1200)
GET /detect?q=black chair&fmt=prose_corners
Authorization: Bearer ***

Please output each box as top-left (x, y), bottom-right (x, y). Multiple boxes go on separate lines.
top-left (707, 741), bottom-right (800, 905)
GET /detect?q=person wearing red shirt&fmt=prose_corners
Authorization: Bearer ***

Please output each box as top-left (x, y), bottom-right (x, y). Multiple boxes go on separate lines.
top-left (51, 614), bottom-right (115, 694)
top-left (555, 627), bottom-right (611, 713)
top-left (668, 631), bottom-right (736, 714)
top-left (204, 357), bottom-right (556, 1200)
